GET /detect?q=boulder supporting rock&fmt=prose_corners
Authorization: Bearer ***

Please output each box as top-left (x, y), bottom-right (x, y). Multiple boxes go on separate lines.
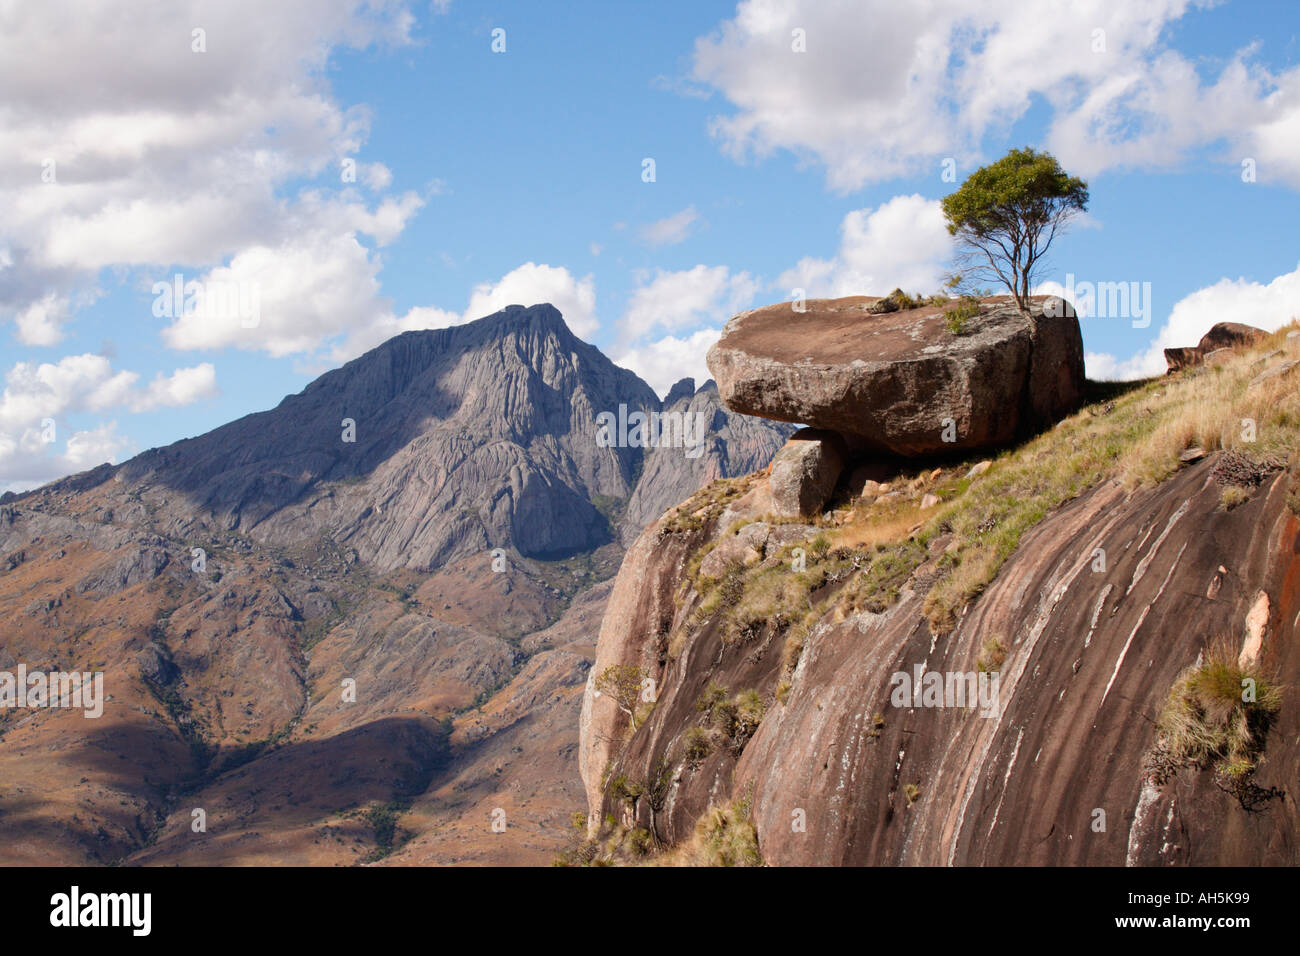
top-left (768, 428), bottom-right (846, 517)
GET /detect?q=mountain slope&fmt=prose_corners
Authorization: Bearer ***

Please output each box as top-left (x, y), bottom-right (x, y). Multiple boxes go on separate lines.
top-left (0, 304), bottom-right (792, 866)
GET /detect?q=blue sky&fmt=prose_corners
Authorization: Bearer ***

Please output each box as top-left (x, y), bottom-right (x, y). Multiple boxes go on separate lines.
top-left (1, 0), bottom-right (1298, 490)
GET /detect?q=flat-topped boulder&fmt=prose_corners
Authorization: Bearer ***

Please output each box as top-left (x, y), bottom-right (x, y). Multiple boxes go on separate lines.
top-left (706, 294), bottom-right (1085, 456)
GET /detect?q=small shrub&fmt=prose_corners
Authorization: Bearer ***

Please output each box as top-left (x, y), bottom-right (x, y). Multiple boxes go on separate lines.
top-left (683, 727), bottom-right (713, 764)
top-left (977, 634), bottom-right (1008, 673)
top-left (1219, 484), bottom-right (1251, 511)
top-left (944, 296), bottom-right (981, 335)
top-left (732, 690), bottom-right (766, 747)
top-left (663, 794), bottom-right (761, 867)
top-left (868, 287), bottom-right (925, 314)
top-left (781, 631), bottom-right (805, 673)
top-left (626, 827), bottom-right (653, 857)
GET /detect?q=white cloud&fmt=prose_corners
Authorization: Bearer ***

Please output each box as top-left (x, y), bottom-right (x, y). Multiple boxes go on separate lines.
top-left (0, 354), bottom-right (216, 484)
top-left (61, 422), bottom-right (134, 473)
top-left (639, 206), bottom-right (701, 246)
top-left (0, 420), bottom-right (135, 491)
top-left (1085, 262), bottom-right (1300, 380)
top-left (161, 233), bottom-right (388, 357)
top-left (689, 0), bottom-right (1300, 190)
top-left (132, 364), bottom-right (219, 411)
top-left (13, 293), bottom-right (69, 346)
top-left (777, 194), bottom-right (953, 297)
top-left (329, 262), bottom-right (599, 362)
top-left (0, 354), bottom-right (219, 432)
top-left (0, 0), bottom-right (435, 342)
top-left (463, 262), bottom-right (598, 337)
top-left (614, 328), bottom-right (724, 399)
top-left (620, 265), bottom-right (760, 343)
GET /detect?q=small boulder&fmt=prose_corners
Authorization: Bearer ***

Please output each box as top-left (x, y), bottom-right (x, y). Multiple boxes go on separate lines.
top-left (699, 522), bottom-right (772, 578)
top-left (921, 493), bottom-right (941, 509)
top-left (768, 428), bottom-right (846, 517)
top-left (1249, 360), bottom-right (1298, 389)
top-left (1164, 322), bottom-right (1269, 373)
top-left (966, 460), bottom-right (993, 478)
top-left (1199, 322), bottom-right (1268, 353)
top-left (846, 461), bottom-right (895, 498)
top-left (1163, 347), bottom-right (1201, 373)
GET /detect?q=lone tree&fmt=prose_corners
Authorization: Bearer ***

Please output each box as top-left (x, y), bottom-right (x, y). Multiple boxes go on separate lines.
top-left (941, 147), bottom-right (1088, 311)
top-left (594, 663), bottom-right (649, 730)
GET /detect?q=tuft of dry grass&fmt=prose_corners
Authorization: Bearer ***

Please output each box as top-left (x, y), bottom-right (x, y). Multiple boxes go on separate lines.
top-left (976, 634), bottom-right (1008, 673)
top-left (650, 794), bottom-right (761, 867)
top-left (1148, 636), bottom-right (1282, 787)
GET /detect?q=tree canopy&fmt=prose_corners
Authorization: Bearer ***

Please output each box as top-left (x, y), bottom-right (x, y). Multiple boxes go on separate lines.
top-left (941, 147), bottom-right (1088, 311)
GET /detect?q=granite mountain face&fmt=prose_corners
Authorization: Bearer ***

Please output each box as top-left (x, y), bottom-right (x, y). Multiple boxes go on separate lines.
top-left (112, 303), bottom-right (663, 568)
top-left (0, 304), bottom-right (791, 865)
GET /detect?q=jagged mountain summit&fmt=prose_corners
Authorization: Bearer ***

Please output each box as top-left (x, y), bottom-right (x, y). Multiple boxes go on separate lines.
top-left (31, 303), bottom-right (790, 570)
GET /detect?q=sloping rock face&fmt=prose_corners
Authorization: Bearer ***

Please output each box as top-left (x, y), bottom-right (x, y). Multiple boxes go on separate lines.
top-left (580, 460), bottom-right (1300, 864)
top-left (707, 295), bottom-right (1085, 456)
top-left (1164, 321), bottom-right (1269, 373)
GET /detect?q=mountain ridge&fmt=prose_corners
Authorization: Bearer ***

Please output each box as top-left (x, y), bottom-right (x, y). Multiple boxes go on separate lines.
top-left (0, 303), bottom-right (792, 866)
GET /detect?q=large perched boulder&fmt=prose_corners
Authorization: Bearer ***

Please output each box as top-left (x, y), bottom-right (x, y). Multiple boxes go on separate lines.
top-left (706, 294), bottom-right (1085, 457)
top-left (1164, 321), bottom-right (1268, 373)
top-left (767, 428), bottom-right (846, 517)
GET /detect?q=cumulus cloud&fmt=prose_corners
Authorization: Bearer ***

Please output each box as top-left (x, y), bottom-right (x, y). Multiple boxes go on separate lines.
top-left (0, 355), bottom-right (217, 485)
top-left (161, 233), bottom-right (388, 357)
top-left (1085, 262), bottom-right (1300, 380)
top-left (0, 355), bottom-right (218, 433)
top-left (639, 206), bottom-right (702, 246)
top-left (463, 263), bottom-right (598, 337)
top-left (132, 364), bottom-right (220, 411)
top-left (0, 420), bottom-right (135, 492)
top-left (620, 265), bottom-right (760, 343)
top-left (329, 262), bottom-right (600, 362)
top-left (613, 328), bottom-right (724, 399)
top-left (0, 0), bottom-right (432, 343)
top-left (690, 0), bottom-right (1300, 190)
top-left (777, 194), bottom-right (953, 298)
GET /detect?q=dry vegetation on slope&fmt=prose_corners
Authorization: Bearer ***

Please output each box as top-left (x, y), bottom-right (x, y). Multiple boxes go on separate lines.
top-left (579, 322), bottom-right (1300, 866)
